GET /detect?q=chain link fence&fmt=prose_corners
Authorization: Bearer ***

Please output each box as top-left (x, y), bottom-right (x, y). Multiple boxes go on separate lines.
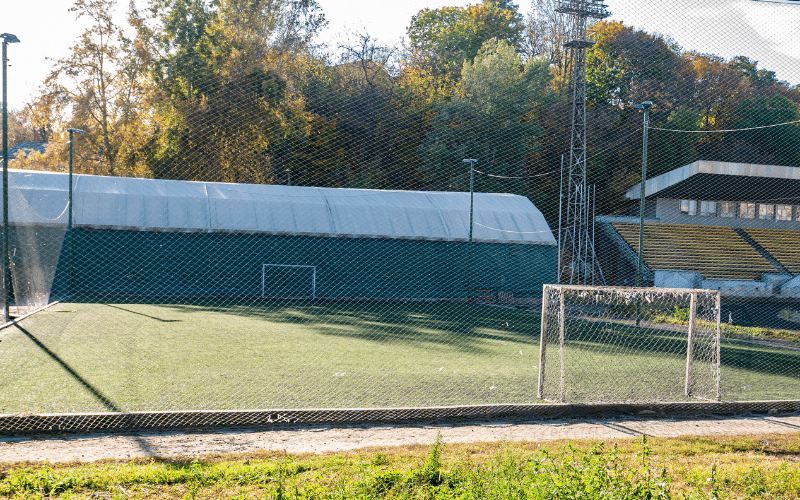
top-left (0, 0), bottom-right (799, 432)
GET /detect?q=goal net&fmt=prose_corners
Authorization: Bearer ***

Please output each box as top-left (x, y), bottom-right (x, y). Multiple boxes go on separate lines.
top-left (7, 173), bottom-right (69, 317)
top-left (262, 264), bottom-right (316, 299)
top-left (538, 285), bottom-right (721, 404)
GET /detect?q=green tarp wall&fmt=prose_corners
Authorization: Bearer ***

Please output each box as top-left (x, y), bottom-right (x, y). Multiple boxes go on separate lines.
top-left (60, 229), bottom-right (556, 299)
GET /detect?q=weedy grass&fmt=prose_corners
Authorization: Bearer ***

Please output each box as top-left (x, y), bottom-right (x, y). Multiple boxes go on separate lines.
top-left (653, 308), bottom-right (800, 345)
top-left (1, 432), bottom-right (799, 499)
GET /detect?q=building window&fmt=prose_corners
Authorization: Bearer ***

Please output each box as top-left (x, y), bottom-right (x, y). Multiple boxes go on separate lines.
top-left (680, 199), bottom-right (697, 216)
top-left (720, 201), bottom-right (736, 218)
top-left (739, 202), bottom-right (755, 219)
top-left (795, 206), bottom-right (800, 221)
top-left (700, 201), bottom-right (717, 216)
top-left (777, 204), bottom-right (792, 221)
top-left (759, 204), bottom-right (775, 220)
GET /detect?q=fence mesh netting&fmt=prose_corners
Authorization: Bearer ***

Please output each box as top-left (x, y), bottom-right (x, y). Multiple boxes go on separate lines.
top-left (0, 0), bottom-right (799, 430)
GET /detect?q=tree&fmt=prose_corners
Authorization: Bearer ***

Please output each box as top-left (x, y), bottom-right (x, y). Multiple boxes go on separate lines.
top-left (730, 56), bottom-right (782, 92)
top-left (522, 0), bottom-right (570, 90)
top-left (1, 105), bottom-right (51, 149)
top-left (4, 90), bottom-right (68, 171)
top-left (40, 0), bottom-right (150, 176)
top-left (215, 0), bottom-right (327, 71)
top-left (586, 21), bottom-right (692, 114)
top-left (407, 0), bottom-right (524, 80)
top-left (140, 0), bottom-right (323, 183)
top-left (734, 95), bottom-right (800, 167)
top-left (419, 39), bottom-right (552, 194)
top-left (649, 107), bottom-right (700, 177)
top-left (687, 53), bottom-right (752, 131)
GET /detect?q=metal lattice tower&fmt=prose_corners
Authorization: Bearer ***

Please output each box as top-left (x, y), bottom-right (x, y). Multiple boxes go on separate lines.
top-left (557, 0), bottom-right (608, 284)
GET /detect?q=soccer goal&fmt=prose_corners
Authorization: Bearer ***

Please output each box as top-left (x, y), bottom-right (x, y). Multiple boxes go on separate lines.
top-left (537, 285), bottom-right (721, 404)
top-left (261, 264), bottom-right (317, 300)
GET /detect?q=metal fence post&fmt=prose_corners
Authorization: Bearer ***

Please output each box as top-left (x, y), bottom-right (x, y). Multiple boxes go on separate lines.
top-left (464, 159), bottom-right (476, 302)
top-left (715, 292), bottom-right (722, 401)
top-left (685, 291), bottom-right (698, 397)
top-left (538, 285), bottom-right (549, 400)
top-left (559, 288), bottom-right (566, 402)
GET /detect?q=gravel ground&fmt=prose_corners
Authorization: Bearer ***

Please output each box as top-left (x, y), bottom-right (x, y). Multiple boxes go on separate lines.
top-left (1, 414), bottom-right (799, 463)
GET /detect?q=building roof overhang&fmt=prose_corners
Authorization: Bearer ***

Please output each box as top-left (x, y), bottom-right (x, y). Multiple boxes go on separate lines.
top-left (626, 161), bottom-right (800, 203)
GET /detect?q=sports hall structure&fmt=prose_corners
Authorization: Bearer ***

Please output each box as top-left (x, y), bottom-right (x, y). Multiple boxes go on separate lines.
top-left (6, 169), bottom-right (557, 305)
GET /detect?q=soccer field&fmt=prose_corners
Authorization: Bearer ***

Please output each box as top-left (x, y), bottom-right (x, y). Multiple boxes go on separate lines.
top-left (0, 299), bottom-right (798, 414)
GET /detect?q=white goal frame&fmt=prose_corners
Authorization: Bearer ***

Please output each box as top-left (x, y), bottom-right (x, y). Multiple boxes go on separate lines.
top-left (261, 264), bottom-right (317, 299)
top-left (537, 284), bottom-right (722, 403)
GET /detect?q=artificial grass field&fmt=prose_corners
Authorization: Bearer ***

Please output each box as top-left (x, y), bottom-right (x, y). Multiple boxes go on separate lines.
top-left (0, 299), bottom-right (798, 414)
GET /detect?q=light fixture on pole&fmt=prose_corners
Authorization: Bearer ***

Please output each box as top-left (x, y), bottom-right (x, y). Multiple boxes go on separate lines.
top-left (1, 33), bottom-right (20, 322)
top-left (632, 101), bottom-right (653, 289)
top-left (632, 100), bottom-right (653, 327)
top-left (67, 128), bottom-right (84, 295)
top-left (463, 159), bottom-right (477, 302)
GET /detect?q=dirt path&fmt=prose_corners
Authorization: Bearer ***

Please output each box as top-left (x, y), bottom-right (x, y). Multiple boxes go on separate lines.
top-left (1, 414), bottom-right (799, 463)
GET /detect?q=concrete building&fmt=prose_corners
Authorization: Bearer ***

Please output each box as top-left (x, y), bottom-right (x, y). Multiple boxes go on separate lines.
top-left (598, 161), bottom-right (800, 299)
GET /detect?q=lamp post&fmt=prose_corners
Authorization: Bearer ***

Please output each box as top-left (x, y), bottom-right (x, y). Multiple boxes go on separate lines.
top-left (632, 101), bottom-right (653, 290)
top-left (464, 159), bottom-right (477, 302)
top-left (633, 101), bottom-right (652, 326)
top-left (1, 33), bottom-right (20, 322)
top-left (67, 128), bottom-right (84, 295)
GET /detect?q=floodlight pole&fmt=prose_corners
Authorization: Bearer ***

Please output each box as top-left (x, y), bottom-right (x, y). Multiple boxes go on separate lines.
top-left (67, 128), bottom-right (84, 296)
top-left (464, 159), bottom-right (477, 302)
top-left (556, 155), bottom-right (564, 283)
top-left (633, 101), bottom-right (652, 326)
top-left (1, 33), bottom-right (20, 323)
top-left (634, 101), bottom-right (653, 289)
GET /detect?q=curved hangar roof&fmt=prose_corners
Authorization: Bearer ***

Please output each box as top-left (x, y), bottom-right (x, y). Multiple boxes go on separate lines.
top-left (8, 170), bottom-right (556, 246)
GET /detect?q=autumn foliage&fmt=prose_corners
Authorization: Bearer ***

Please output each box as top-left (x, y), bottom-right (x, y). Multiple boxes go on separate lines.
top-left (5, 0), bottom-right (799, 221)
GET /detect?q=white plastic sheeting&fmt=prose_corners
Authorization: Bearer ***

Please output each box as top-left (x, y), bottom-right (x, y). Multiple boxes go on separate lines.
top-left (9, 170), bottom-right (556, 245)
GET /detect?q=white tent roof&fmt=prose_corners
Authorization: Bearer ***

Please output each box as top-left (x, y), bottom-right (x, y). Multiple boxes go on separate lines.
top-left (8, 170), bottom-right (556, 245)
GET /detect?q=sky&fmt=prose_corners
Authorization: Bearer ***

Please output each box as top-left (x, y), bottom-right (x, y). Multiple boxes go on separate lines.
top-left (1, 0), bottom-right (799, 110)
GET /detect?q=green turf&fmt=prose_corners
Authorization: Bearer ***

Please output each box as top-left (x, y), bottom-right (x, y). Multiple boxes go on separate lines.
top-left (0, 299), bottom-right (797, 414)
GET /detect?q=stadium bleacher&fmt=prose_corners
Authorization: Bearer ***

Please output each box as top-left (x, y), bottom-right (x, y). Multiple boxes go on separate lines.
top-left (611, 222), bottom-right (776, 280)
top-left (743, 228), bottom-right (800, 275)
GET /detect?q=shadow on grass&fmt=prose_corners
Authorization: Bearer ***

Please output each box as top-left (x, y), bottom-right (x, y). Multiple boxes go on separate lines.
top-left (560, 318), bottom-right (800, 381)
top-left (62, 295), bottom-right (800, 383)
top-left (67, 295), bottom-right (542, 354)
top-left (16, 324), bottom-right (121, 411)
top-left (104, 303), bottom-right (182, 323)
top-left (13, 324), bottom-right (161, 456)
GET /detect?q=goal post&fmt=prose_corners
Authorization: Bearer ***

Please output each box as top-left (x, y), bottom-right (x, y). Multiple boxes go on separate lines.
top-left (261, 264), bottom-right (317, 300)
top-left (538, 285), bottom-right (721, 404)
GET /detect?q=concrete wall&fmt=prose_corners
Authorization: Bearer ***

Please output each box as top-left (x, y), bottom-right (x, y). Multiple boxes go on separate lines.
top-left (654, 270), bottom-right (702, 289)
top-left (699, 278), bottom-right (771, 297)
top-left (779, 274), bottom-right (800, 298)
top-left (652, 270), bottom-right (800, 299)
